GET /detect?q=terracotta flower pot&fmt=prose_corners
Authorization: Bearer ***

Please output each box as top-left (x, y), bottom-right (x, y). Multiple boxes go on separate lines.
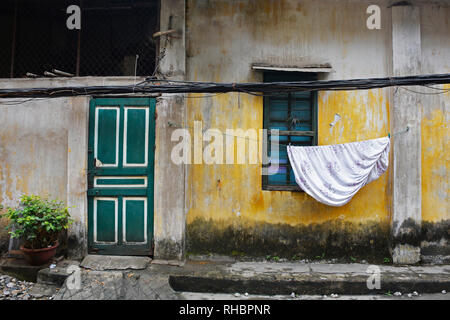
top-left (20, 241), bottom-right (59, 266)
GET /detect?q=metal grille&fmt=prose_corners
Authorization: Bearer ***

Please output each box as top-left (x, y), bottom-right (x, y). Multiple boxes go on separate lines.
top-left (262, 72), bottom-right (318, 191)
top-left (0, 0), bottom-right (158, 78)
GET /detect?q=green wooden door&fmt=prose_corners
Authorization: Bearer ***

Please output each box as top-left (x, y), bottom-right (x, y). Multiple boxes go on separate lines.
top-left (87, 98), bottom-right (155, 255)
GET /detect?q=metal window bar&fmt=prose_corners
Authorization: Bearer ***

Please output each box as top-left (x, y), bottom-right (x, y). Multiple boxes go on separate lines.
top-left (263, 88), bottom-right (317, 191)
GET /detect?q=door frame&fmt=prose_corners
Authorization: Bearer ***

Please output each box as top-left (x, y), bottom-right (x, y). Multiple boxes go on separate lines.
top-left (87, 97), bottom-right (155, 256)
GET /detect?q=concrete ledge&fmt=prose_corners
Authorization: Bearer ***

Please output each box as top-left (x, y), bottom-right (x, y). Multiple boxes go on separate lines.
top-left (36, 260), bottom-right (81, 286)
top-left (80, 255), bottom-right (151, 271)
top-left (421, 255), bottom-right (450, 265)
top-left (170, 274), bottom-right (450, 295)
top-left (151, 259), bottom-right (185, 267)
top-left (0, 258), bottom-right (50, 282)
top-left (37, 268), bottom-right (71, 286)
top-left (167, 261), bottom-right (450, 295)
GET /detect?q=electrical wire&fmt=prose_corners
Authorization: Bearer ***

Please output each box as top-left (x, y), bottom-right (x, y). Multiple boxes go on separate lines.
top-left (422, 84), bottom-right (449, 91)
top-left (0, 73), bottom-right (449, 99)
top-left (399, 86), bottom-right (450, 95)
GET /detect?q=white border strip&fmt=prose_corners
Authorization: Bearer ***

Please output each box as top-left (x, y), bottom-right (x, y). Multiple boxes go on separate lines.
top-left (93, 197), bottom-right (118, 244)
top-left (122, 197), bottom-right (148, 244)
top-left (123, 107), bottom-right (149, 167)
top-left (94, 176), bottom-right (147, 188)
top-left (94, 107), bottom-right (120, 167)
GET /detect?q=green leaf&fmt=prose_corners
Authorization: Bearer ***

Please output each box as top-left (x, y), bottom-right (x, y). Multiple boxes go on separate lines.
top-left (3, 194), bottom-right (72, 249)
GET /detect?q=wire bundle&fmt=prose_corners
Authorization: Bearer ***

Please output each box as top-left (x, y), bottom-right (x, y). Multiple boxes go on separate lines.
top-left (0, 73), bottom-right (449, 99)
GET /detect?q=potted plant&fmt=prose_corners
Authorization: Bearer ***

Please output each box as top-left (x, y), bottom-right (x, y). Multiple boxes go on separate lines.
top-left (1, 195), bottom-right (73, 266)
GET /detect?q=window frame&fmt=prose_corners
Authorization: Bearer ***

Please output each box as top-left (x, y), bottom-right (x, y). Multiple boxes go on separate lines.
top-left (262, 72), bottom-right (318, 192)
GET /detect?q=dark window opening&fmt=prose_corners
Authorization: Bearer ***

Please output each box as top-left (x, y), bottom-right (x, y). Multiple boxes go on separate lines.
top-left (262, 72), bottom-right (318, 191)
top-left (0, 0), bottom-right (159, 78)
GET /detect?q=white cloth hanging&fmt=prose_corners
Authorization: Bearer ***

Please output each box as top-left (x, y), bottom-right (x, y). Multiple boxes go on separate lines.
top-left (287, 136), bottom-right (390, 206)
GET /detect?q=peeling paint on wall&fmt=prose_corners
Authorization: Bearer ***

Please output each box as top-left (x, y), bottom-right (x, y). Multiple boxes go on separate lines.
top-left (0, 99), bottom-right (70, 208)
top-left (185, 89), bottom-right (391, 258)
top-left (185, 0), bottom-right (394, 258)
top-left (0, 0), bottom-right (447, 260)
top-left (421, 90), bottom-right (450, 225)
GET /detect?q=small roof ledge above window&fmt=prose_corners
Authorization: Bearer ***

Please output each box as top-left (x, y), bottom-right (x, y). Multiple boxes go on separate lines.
top-left (252, 63), bottom-right (332, 73)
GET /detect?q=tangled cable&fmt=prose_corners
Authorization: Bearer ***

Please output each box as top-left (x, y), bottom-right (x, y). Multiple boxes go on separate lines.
top-left (0, 73), bottom-right (449, 99)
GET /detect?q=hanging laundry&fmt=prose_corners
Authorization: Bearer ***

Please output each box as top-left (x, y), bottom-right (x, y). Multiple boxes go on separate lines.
top-left (287, 136), bottom-right (390, 206)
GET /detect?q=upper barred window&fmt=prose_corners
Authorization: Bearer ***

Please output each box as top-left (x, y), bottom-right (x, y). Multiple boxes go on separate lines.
top-left (0, 0), bottom-right (159, 78)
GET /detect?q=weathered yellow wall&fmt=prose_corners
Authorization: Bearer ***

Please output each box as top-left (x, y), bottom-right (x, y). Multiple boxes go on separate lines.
top-left (186, 90), bottom-right (391, 223)
top-left (421, 87), bottom-right (450, 223)
top-left (185, 89), bottom-right (392, 260)
top-left (184, 0), bottom-right (394, 259)
top-left (420, 2), bottom-right (450, 226)
top-left (186, 89), bottom-right (391, 226)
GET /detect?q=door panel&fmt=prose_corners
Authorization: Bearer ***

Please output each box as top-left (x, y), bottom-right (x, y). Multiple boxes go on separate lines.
top-left (88, 98), bottom-right (155, 256)
top-left (124, 107), bottom-right (148, 166)
top-left (94, 197), bottom-right (118, 244)
top-left (94, 177), bottom-right (147, 188)
top-left (123, 198), bottom-right (147, 244)
top-left (95, 107), bottom-right (120, 167)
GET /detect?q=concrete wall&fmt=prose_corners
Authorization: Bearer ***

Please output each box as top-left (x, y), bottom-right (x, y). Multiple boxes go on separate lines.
top-left (0, 0), bottom-right (448, 263)
top-left (185, 0), bottom-right (392, 262)
top-left (389, 1), bottom-right (449, 264)
top-left (153, 0), bottom-right (187, 262)
top-left (391, 3), bottom-right (422, 264)
top-left (183, 0), bottom-right (449, 262)
top-left (0, 77), bottom-right (182, 261)
top-left (0, 84), bottom-right (92, 258)
top-left (0, 96), bottom-right (72, 254)
top-left (0, 97), bottom-right (69, 207)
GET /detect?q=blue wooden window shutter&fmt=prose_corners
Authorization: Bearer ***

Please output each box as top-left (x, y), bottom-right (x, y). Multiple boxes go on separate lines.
top-left (262, 72), bottom-right (318, 191)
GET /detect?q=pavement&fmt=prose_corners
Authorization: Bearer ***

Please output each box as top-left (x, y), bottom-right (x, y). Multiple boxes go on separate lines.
top-left (33, 255), bottom-right (449, 300)
top-left (54, 267), bottom-right (177, 300)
